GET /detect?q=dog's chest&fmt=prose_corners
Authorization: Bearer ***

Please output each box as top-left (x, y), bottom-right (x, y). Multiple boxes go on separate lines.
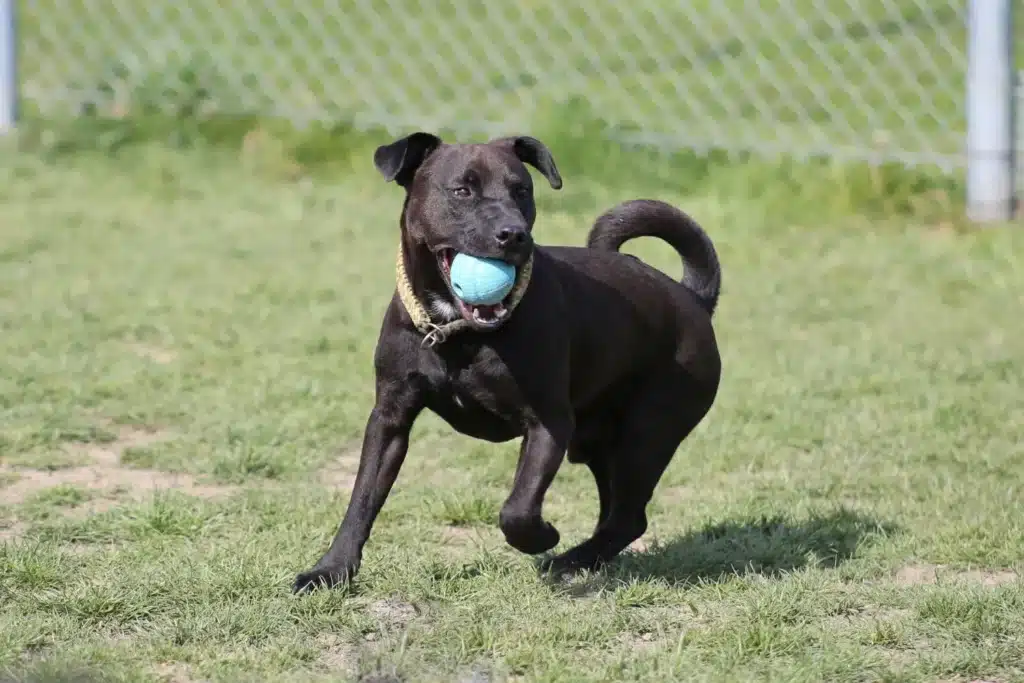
top-left (444, 360), bottom-right (520, 413)
top-left (422, 349), bottom-right (527, 440)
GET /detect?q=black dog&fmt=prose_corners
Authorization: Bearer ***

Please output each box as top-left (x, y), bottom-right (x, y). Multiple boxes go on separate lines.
top-left (294, 132), bottom-right (722, 593)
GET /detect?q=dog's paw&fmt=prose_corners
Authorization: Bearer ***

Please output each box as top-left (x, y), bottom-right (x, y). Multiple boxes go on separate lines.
top-left (500, 514), bottom-right (560, 555)
top-left (292, 564), bottom-right (355, 594)
top-left (540, 546), bottom-right (606, 576)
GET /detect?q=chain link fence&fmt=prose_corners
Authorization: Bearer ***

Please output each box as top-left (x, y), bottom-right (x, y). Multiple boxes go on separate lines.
top-left (13, 0), bottom-right (990, 171)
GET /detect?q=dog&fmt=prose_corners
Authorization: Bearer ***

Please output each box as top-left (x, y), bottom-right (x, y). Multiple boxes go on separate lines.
top-left (293, 132), bottom-right (722, 593)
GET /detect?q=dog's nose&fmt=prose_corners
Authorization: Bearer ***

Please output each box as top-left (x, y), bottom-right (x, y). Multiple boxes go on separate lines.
top-left (494, 225), bottom-right (528, 248)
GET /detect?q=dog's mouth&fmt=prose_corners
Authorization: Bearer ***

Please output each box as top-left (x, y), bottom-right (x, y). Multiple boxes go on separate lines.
top-left (436, 249), bottom-right (517, 329)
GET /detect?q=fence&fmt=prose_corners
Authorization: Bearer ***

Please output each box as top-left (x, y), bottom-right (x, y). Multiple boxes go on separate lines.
top-left (1, 0), bottom-right (1018, 220)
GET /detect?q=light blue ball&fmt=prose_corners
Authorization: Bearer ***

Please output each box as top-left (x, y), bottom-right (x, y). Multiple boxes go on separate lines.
top-left (449, 253), bottom-right (516, 306)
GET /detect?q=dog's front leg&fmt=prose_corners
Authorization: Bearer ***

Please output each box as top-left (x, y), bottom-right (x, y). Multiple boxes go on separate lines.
top-left (499, 415), bottom-right (573, 555)
top-left (293, 386), bottom-right (422, 593)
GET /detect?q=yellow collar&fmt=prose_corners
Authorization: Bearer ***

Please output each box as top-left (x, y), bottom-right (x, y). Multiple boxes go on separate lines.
top-left (395, 247), bottom-right (534, 347)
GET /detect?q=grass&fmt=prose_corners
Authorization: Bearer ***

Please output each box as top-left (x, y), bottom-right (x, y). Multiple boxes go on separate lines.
top-left (0, 111), bottom-right (1023, 682)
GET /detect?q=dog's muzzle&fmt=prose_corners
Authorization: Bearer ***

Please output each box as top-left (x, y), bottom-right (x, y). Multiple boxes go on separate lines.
top-left (436, 249), bottom-right (519, 329)
top-left (394, 246), bottom-right (534, 347)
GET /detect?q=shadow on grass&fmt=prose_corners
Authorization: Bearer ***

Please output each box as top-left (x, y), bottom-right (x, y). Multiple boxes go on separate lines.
top-left (542, 508), bottom-right (898, 594)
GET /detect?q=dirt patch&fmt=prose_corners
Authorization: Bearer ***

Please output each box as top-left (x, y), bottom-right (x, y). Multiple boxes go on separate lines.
top-left (70, 425), bottom-right (172, 468)
top-left (957, 569), bottom-right (1018, 587)
top-left (661, 485), bottom-right (696, 502)
top-left (60, 496), bottom-right (134, 521)
top-left (895, 565), bottom-right (939, 586)
top-left (628, 536), bottom-right (655, 553)
top-left (322, 467), bottom-right (357, 490)
top-left (441, 526), bottom-right (482, 546)
top-left (368, 598), bottom-right (419, 626)
top-left (618, 631), bottom-right (658, 652)
top-left (458, 672), bottom-right (493, 683)
top-left (127, 343), bottom-right (177, 365)
top-left (0, 522), bottom-right (28, 542)
top-left (317, 633), bottom-right (356, 673)
top-left (0, 426), bottom-right (237, 533)
top-left (151, 662), bottom-right (206, 683)
top-left (895, 564), bottom-right (1018, 587)
top-left (320, 445), bottom-right (361, 490)
top-left (3, 449), bottom-right (87, 471)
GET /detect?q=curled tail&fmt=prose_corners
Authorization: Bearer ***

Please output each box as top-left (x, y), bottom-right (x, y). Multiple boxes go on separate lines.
top-left (587, 199), bottom-right (722, 316)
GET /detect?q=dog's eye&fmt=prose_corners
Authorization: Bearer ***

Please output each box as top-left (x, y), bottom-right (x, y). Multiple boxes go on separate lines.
top-left (451, 186), bottom-right (472, 198)
top-left (512, 185), bottom-right (531, 200)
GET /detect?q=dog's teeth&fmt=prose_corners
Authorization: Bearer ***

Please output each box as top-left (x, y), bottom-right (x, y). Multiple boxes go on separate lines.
top-left (469, 305), bottom-right (505, 325)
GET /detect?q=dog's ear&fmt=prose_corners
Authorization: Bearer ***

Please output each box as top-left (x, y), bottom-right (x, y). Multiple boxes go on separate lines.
top-left (373, 132), bottom-right (443, 188)
top-left (493, 136), bottom-right (563, 190)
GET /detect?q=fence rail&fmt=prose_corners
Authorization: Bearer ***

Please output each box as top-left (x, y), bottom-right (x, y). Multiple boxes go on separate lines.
top-left (3, 0), bottom-right (1019, 219)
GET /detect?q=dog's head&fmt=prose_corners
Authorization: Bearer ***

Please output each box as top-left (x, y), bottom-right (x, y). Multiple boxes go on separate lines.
top-left (375, 132), bottom-right (562, 331)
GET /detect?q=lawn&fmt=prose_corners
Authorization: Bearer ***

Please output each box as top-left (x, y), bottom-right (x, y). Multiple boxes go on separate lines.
top-left (0, 132), bottom-right (1023, 683)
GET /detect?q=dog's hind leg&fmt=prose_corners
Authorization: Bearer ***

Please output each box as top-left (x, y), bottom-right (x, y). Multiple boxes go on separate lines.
top-left (568, 418), bottom-right (616, 533)
top-left (585, 455), bottom-right (613, 533)
top-left (544, 366), bottom-right (717, 574)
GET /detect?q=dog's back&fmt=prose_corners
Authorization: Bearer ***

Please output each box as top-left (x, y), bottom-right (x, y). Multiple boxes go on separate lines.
top-left (534, 198), bottom-right (722, 410)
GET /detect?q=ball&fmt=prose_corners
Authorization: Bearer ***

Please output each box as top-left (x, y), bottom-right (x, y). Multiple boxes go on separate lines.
top-left (449, 253), bottom-right (516, 306)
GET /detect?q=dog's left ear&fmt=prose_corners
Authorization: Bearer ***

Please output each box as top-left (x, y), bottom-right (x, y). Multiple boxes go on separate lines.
top-left (493, 136), bottom-right (563, 190)
top-left (374, 132), bottom-right (444, 188)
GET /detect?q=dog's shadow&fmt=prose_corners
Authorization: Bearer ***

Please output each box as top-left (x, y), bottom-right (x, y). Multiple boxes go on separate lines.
top-left (539, 508), bottom-right (897, 597)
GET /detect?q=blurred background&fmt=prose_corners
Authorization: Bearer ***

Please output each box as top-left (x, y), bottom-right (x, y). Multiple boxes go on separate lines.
top-left (9, 0), bottom-right (1024, 218)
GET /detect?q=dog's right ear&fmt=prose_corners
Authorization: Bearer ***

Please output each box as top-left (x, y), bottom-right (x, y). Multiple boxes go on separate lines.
top-left (373, 132), bottom-right (443, 188)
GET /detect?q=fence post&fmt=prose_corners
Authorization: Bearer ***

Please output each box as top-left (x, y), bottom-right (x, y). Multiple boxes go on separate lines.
top-left (0, 0), bottom-right (13, 133)
top-left (1018, 70), bottom-right (1023, 206)
top-left (0, 0), bottom-right (14, 133)
top-left (966, 0), bottom-right (1015, 223)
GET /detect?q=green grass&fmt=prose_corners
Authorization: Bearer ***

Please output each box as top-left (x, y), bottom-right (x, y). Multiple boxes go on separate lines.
top-left (18, 0), bottom-right (1023, 168)
top-left (0, 118), bottom-right (1023, 682)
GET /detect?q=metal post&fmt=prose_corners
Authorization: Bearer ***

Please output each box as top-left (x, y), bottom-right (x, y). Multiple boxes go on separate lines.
top-left (0, 0), bottom-right (14, 133)
top-left (1017, 71), bottom-right (1023, 210)
top-left (966, 0), bottom-right (1015, 223)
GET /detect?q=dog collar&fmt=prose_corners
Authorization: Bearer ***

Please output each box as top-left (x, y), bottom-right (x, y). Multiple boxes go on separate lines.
top-left (395, 247), bottom-right (533, 348)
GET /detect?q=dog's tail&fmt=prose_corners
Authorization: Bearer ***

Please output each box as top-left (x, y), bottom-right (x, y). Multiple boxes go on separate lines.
top-left (587, 199), bottom-right (722, 316)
